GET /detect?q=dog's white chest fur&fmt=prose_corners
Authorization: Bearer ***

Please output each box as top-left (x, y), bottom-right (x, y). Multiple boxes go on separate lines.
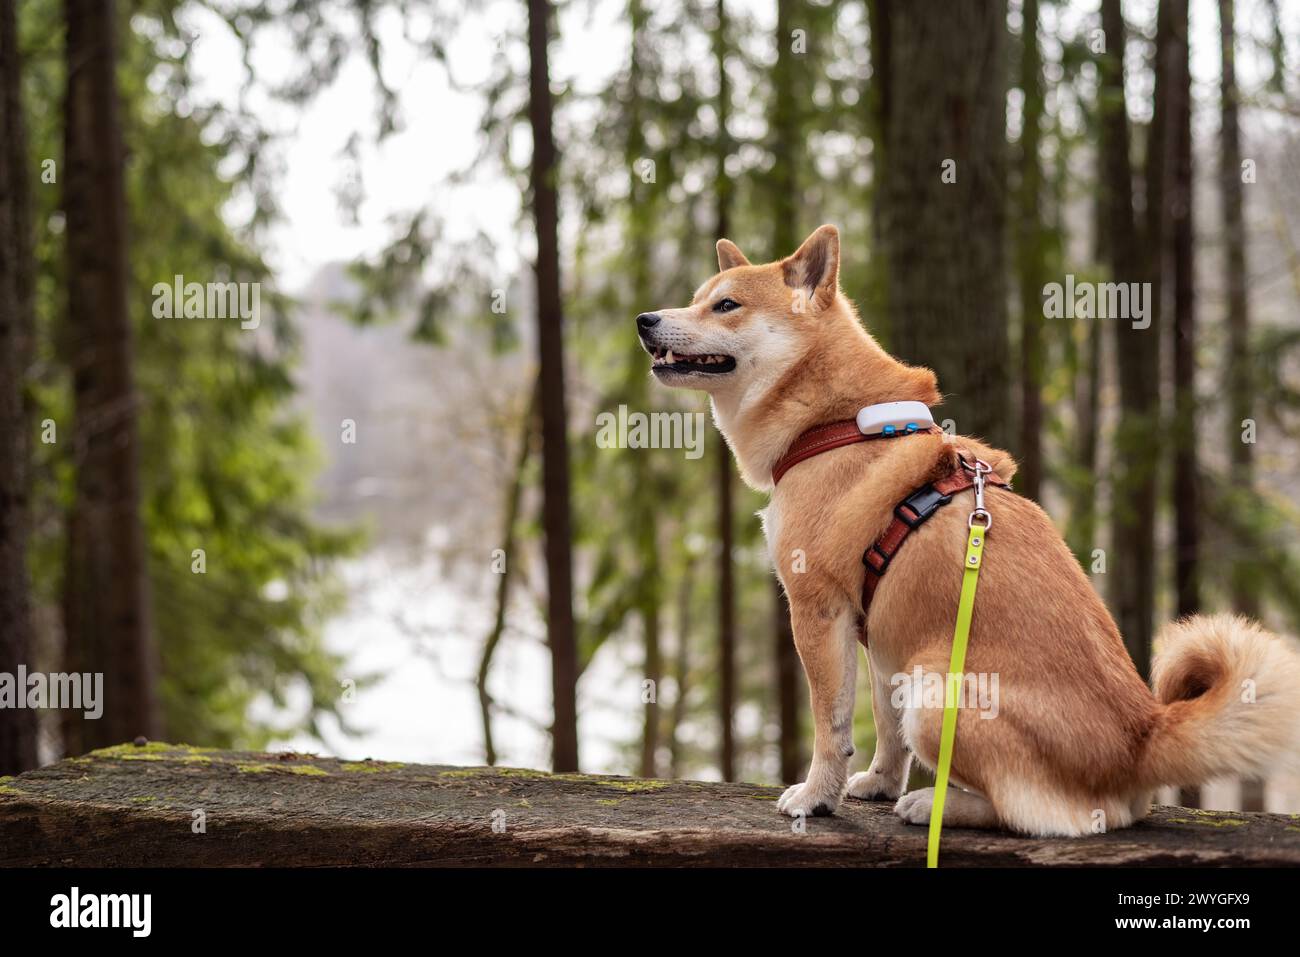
top-left (757, 499), bottom-right (783, 580)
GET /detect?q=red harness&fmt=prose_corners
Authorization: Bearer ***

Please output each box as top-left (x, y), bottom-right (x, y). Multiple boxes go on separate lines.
top-left (770, 420), bottom-right (1009, 645)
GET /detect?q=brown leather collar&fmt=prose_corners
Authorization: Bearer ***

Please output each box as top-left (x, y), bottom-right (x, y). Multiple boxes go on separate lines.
top-left (771, 419), bottom-right (938, 486)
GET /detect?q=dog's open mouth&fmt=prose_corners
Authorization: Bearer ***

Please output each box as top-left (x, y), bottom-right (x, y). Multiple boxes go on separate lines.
top-left (649, 346), bottom-right (736, 375)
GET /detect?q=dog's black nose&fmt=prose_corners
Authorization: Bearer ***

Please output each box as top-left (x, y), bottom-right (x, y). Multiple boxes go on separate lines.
top-left (636, 312), bottom-right (661, 331)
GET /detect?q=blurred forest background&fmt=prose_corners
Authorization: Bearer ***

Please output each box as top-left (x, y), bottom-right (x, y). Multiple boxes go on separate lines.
top-left (2, 0), bottom-right (1300, 815)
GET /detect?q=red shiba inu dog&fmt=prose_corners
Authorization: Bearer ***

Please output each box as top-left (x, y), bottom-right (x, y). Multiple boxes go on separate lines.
top-left (638, 223), bottom-right (1300, 836)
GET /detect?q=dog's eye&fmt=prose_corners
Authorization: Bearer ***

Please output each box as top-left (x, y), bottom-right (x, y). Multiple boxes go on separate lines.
top-left (713, 298), bottom-right (741, 313)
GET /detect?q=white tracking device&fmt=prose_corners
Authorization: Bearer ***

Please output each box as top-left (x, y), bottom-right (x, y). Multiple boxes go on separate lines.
top-left (855, 401), bottom-right (935, 438)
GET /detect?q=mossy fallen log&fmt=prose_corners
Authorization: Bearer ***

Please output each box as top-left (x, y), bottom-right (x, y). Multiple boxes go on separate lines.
top-left (1, 742), bottom-right (1297, 866)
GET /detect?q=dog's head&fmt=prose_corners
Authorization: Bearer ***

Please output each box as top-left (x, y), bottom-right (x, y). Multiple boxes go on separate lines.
top-left (637, 224), bottom-right (843, 396)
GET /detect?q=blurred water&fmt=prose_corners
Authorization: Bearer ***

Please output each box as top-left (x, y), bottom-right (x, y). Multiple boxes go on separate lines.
top-left (266, 549), bottom-right (642, 774)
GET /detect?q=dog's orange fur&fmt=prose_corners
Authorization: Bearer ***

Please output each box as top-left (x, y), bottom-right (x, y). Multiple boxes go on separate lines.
top-left (642, 224), bottom-right (1300, 836)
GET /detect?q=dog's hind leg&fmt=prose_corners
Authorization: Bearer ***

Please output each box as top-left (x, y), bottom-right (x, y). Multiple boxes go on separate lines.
top-left (777, 604), bottom-right (859, 817)
top-left (847, 650), bottom-right (911, 801)
top-left (894, 786), bottom-right (1000, 829)
top-left (898, 682), bottom-right (1145, 837)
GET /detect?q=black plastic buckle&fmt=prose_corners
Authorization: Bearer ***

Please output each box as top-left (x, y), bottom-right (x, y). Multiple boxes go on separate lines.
top-left (894, 484), bottom-right (952, 529)
top-left (862, 544), bottom-right (891, 574)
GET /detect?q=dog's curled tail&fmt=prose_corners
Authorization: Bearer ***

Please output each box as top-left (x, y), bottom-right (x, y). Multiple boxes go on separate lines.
top-left (1140, 614), bottom-right (1300, 788)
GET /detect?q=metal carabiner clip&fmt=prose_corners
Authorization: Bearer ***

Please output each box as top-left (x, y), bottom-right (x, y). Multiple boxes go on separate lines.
top-left (962, 457), bottom-right (993, 531)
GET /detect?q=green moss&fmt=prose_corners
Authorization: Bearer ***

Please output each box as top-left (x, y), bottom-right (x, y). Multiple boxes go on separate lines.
top-left (596, 798), bottom-right (622, 807)
top-left (1167, 816), bottom-right (1247, 827)
top-left (0, 786), bottom-right (19, 796)
top-left (238, 762), bottom-right (327, 776)
top-left (592, 778), bottom-right (671, 793)
top-left (439, 766), bottom-right (672, 792)
top-left (340, 761), bottom-right (404, 773)
top-left (493, 767), bottom-right (554, 780)
top-left (1167, 807), bottom-right (1250, 827)
top-left (89, 742), bottom-right (218, 761)
top-left (130, 796), bottom-right (157, 803)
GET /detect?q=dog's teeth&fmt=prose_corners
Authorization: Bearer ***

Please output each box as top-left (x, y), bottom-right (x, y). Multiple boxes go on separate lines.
top-left (666, 350), bottom-right (675, 364)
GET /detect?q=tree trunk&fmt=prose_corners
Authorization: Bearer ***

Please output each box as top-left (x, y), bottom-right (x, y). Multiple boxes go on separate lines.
top-left (526, 0), bottom-right (579, 772)
top-left (668, 561), bottom-right (692, 779)
top-left (866, 0), bottom-right (894, 349)
top-left (1068, 321), bottom-right (1103, 564)
top-left (0, 0), bottom-right (39, 775)
top-left (639, 603), bottom-right (661, 778)
top-left (477, 384), bottom-right (537, 767)
top-left (1219, 0), bottom-right (1265, 814)
top-left (1016, 0), bottom-right (1045, 502)
top-left (717, 426), bottom-right (737, 783)
top-left (1098, 0), bottom-right (1157, 681)
top-left (625, 0), bottom-right (663, 781)
top-left (877, 0), bottom-right (1011, 450)
top-left (1262, 0), bottom-right (1286, 96)
top-left (1167, 0), bottom-right (1197, 621)
top-left (775, 582), bottom-right (800, 783)
top-left (1162, 0), bottom-right (1200, 812)
top-left (1068, 132), bottom-right (1106, 566)
top-left (1219, 0), bottom-right (1255, 619)
top-left (61, 0), bottom-right (159, 753)
top-left (714, 0), bottom-right (738, 784)
top-left (770, 0), bottom-right (803, 785)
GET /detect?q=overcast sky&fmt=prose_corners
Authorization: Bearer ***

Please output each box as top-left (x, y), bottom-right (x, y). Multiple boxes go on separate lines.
top-left (177, 0), bottom-right (1296, 296)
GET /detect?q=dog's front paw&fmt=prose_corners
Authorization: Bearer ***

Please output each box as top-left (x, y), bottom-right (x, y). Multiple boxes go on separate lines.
top-left (777, 780), bottom-right (839, 818)
top-left (893, 787), bottom-right (935, 826)
top-left (846, 767), bottom-right (905, 802)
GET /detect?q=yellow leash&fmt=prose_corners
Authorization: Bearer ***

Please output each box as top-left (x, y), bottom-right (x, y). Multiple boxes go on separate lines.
top-left (927, 460), bottom-right (992, 868)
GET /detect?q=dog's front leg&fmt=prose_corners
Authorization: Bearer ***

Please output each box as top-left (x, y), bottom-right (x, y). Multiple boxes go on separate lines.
top-left (846, 651), bottom-right (911, 800)
top-left (776, 603), bottom-right (858, 818)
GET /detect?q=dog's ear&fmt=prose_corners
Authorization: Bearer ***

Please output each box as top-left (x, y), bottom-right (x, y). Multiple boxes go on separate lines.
top-left (716, 238), bottom-right (751, 271)
top-left (782, 224), bottom-right (839, 310)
